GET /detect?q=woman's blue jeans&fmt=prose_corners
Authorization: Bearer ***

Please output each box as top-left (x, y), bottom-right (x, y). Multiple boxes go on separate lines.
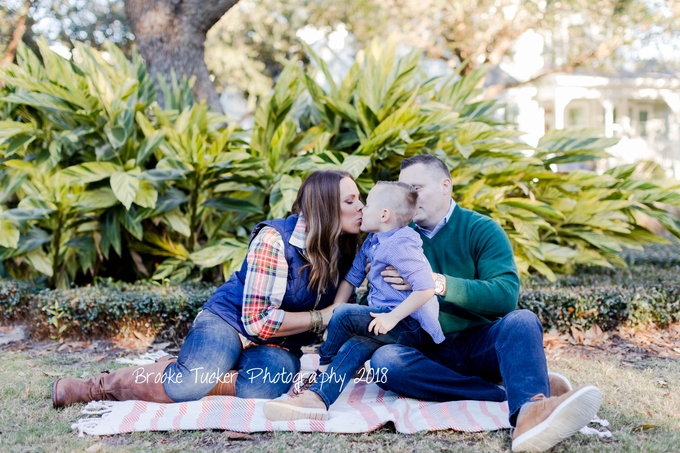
top-left (163, 309), bottom-right (300, 402)
top-left (369, 309), bottom-right (549, 427)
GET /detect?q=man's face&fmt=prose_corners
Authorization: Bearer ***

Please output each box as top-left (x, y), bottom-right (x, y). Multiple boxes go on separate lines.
top-left (399, 163), bottom-right (450, 230)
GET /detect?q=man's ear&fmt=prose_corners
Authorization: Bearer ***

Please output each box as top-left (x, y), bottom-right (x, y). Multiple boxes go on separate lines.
top-left (381, 208), bottom-right (391, 223)
top-left (441, 177), bottom-right (452, 195)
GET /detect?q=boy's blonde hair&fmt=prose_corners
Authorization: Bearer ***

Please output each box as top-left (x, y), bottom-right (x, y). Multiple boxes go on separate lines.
top-left (373, 181), bottom-right (418, 227)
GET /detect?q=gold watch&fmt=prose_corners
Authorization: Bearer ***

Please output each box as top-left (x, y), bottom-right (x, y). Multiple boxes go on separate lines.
top-left (434, 273), bottom-right (446, 296)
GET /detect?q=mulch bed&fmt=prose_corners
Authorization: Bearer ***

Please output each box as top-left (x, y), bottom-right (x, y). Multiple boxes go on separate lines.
top-left (3, 322), bottom-right (680, 364)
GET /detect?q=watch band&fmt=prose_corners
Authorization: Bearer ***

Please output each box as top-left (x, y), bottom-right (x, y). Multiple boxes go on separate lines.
top-left (435, 273), bottom-right (445, 296)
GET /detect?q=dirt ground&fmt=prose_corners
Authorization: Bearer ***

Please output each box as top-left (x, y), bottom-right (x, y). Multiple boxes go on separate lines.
top-left (4, 321), bottom-right (680, 363)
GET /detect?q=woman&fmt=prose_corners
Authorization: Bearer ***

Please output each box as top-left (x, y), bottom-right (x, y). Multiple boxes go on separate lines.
top-left (52, 170), bottom-right (364, 407)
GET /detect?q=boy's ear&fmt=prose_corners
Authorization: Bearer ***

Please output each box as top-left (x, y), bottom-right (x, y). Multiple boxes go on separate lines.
top-left (380, 208), bottom-right (390, 223)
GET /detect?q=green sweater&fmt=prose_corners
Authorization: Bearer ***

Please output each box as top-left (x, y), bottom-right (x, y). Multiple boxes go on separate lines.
top-left (417, 206), bottom-right (520, 334)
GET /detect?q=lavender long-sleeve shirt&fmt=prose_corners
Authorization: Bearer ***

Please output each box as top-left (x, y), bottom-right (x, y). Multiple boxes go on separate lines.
top-left (345, 226), bottom-right (445, 343)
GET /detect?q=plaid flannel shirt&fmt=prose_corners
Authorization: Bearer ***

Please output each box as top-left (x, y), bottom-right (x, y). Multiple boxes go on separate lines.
top-left (240, 216), bottom-right (307, 341)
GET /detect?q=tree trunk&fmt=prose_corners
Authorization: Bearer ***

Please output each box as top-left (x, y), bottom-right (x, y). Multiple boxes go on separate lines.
top-left (124, 0), bottom-right (239, 113)
top-left (1, 0), bottom-right (31, 68)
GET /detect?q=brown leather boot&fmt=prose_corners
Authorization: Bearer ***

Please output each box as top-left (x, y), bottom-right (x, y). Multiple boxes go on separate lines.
top-left (52, 356), bottom-right (176, 408)
top-left (206, 370), bottom-right (238, 396)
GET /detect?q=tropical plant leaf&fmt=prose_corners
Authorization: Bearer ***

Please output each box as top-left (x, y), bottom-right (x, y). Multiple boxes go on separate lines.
top-left (73, 188), bottom-right (119, 212)
top-left (110, 171), bottom-right (140, 210)
top-left (25, 249), bottom-right (53, 276)
top-left (341, 155), bottom-right (371, 179)
top-left (133, 179), bottom-right (158, 209)
top-left (190, 239), bottom-right (246, 269)
top-left (0, 219), bottom-right (20, 248)
top-left (61, 163), bottom-right (122, 184)
top-left (499, 199), bottom-right (566, 220)
top-left (0, 121), bottom-right (36, 144)
top-left (0, 208), bottom-right (52, 222)
top-left (136, 131), bottom-right (165, 166)
top-left (269, 175), bottom-right (302, 219)
top-left (152, 257), bottom-right (185, 280)
top-left (202, 197), bottom-right (263, 214)
top-left (118, 207), bottom-right (143, 240)
top-left (162, 209), bottom-right (191, 237)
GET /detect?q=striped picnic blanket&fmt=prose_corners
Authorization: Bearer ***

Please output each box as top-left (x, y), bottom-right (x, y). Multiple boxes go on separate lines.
top-left (72, 354), bottom-right (511, 436)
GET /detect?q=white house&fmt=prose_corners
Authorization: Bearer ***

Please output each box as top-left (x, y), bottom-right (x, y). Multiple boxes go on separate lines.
top-left (502, 69), bottom-right (680, 177)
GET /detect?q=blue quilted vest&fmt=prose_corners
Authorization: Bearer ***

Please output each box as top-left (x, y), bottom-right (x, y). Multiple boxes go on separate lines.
top-left (202, 215), bottom-right (338, 357)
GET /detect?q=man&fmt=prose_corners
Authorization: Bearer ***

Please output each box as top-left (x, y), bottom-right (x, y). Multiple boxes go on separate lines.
top-left (372, 154), bottom-right (602, 452)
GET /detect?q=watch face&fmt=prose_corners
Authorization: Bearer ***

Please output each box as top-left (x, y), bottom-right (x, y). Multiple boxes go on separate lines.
top-left (435, 275), bottom-right (444, 294)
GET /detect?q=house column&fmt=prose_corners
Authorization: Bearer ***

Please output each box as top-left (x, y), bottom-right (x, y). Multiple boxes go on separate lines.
top-left (659, 91), bottom-right (680, 178)
top-left (554, 88), bottom-right (575, 130)
top-left (602, 100), bottom-right (614, 138)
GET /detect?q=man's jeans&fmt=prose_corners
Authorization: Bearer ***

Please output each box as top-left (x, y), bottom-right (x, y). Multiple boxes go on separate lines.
top-left (369, 309), bottom-right (550, 426)
top-left (311, 303), bottom-right (428, 409)
top-left (163, 309), bottom-right (300, 402)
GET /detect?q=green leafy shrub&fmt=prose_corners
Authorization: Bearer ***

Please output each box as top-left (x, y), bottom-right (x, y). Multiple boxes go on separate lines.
top-left (2, 38), bottom-right (680, 287)
top-left (0, 38), bottom-right (160, 287)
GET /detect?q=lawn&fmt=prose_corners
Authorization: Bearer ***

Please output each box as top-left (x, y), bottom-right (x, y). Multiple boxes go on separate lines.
top-left (1, 337), bottom-right (679, 453)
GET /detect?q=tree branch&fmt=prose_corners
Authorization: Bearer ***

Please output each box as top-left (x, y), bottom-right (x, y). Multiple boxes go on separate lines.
top-left (1, 0), bottom-right (31, 67)
top-left (188, 0), bottom-right (240, 32)
top-left (124, 0), bottom-right (241, 112)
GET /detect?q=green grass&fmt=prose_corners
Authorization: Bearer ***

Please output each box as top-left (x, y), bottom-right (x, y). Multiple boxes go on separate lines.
top-left (1, 346), bottom-right (679, 452)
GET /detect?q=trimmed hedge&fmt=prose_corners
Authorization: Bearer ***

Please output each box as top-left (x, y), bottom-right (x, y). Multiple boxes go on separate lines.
top-left (620, 236), bottom-right (680, 268)
top-left (2, 264), bottom-right (679, 339)
top-left (0, 279), bottom-right (215, 339)
top-left (0, 279), bottom-right (35, 320)
top-left (520, 266), bottom-right (680, 333)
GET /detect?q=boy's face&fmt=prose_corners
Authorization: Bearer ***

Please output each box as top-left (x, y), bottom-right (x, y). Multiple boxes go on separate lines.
top-left (360, 187), bottom-right (384, 233)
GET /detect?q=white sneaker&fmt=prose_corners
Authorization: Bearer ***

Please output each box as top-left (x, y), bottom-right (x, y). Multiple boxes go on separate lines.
top-left (263, 390), bottom-right (329, 421)
top-left (512, 385), bottom-right (602, 452)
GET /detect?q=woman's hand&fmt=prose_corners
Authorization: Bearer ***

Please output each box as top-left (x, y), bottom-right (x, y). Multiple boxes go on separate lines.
top-left (381, 266), bottom-right (412, 291)
top-left (320, 302), bottom-right (344, 327)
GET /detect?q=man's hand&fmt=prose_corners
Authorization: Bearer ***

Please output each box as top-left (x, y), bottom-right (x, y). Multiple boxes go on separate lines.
top-left (381, 266), bottom-right (412, 290)
top-left (368, 312), bottom-right (400, 335)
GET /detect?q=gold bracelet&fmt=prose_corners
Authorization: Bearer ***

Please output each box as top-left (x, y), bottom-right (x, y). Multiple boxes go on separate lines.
top-left (309, 309), bottom-right (324, 334)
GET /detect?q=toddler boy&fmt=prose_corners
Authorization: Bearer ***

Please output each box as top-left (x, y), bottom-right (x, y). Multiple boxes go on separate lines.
top-left (264, 181), bottom-right (444, 421)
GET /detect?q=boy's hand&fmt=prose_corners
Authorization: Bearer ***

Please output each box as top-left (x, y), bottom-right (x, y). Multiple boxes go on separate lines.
top-left (381, 266), bottom-right (411, 290)
top-left (368, 312), bottom-right (400, 335)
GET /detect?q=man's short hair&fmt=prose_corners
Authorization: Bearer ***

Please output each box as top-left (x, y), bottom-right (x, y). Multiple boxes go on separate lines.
top-left (374, 181), bottom-right (418, 227)
top-left (401, 155), bottom-right (451, 181)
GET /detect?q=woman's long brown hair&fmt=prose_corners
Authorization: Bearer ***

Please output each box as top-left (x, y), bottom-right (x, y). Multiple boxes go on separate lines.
top-left (291, 170), bottom-right (360, 294)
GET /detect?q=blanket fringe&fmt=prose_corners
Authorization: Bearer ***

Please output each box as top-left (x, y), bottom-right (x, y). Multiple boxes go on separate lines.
top-left (72, 401), bottom-right (115, 437)
top-left (81, 400), bottom-right (116, 414)
top-left (579, 416), bottom-right (612, 438)
top-left (115, 350), bottom-right (170, 365)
